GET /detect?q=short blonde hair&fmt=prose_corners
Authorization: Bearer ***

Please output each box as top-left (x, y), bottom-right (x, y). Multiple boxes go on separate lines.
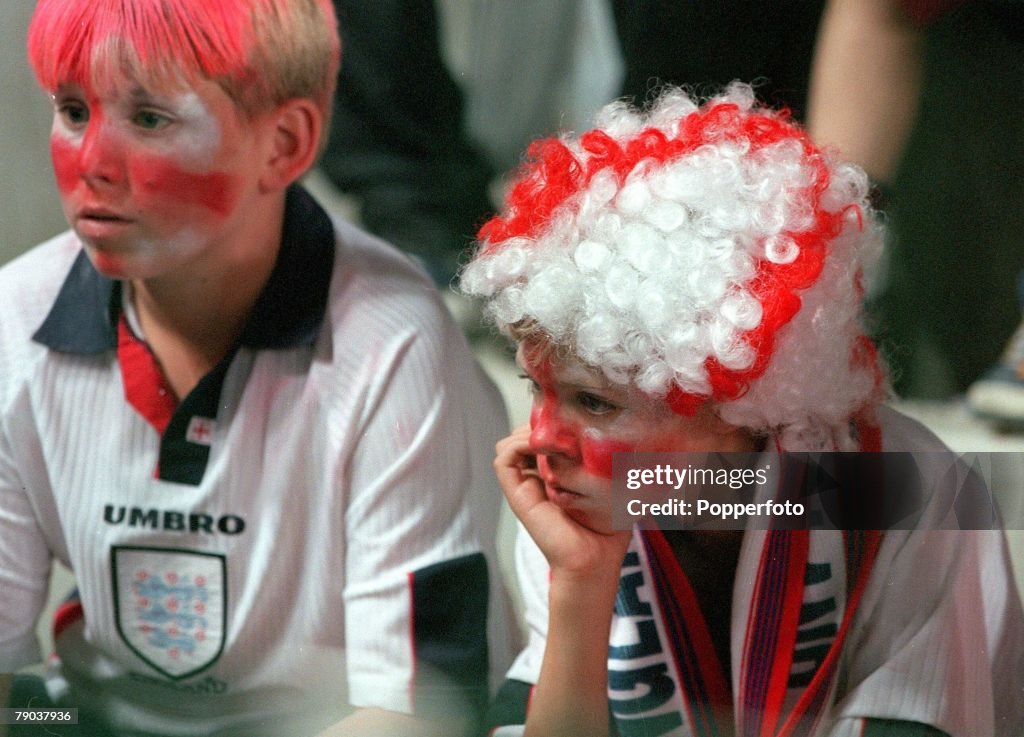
top-left (28, 0), bottom-right (341, 142)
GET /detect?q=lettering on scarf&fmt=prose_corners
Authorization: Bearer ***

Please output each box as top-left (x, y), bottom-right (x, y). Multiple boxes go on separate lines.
top-left (788, 562), bottom-right (838, 689)
top-left (608, 551), bottom-right (685, 736)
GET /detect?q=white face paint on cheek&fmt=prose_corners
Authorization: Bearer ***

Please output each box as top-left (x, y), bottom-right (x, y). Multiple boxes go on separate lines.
top-left (161, 226), bottom-right (207, 260)
top-left (578, 426), bottom-right (636, 479)
top-left (165, 90), bottom-right (225, 167)
top-left (127, 226), bottom-right (206, 269)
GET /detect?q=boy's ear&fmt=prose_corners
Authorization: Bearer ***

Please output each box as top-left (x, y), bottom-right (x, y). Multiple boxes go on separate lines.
top-left (258, 98), bottom-right (322, 192)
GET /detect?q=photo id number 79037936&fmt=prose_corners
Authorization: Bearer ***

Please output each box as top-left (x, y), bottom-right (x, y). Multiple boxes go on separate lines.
top-left (0, 708), bottom-right (78, 724)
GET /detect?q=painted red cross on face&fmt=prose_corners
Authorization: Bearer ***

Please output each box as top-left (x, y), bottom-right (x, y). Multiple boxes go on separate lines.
top-left (48, 69), bottom-right (260, 282)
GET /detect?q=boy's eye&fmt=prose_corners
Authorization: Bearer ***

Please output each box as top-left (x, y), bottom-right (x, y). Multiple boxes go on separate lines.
top-left (57, 101), bottom-right (89, 126)
top-left (576, 391), bottom-right (617, 415)
top-left (519, 373), bottom-right (541, 396)
top-left (132, 109), bottom-right (172, 130)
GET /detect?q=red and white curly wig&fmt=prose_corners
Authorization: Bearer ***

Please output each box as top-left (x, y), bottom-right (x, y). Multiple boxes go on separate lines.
top-left (461, 84), bottom-right (887, 450)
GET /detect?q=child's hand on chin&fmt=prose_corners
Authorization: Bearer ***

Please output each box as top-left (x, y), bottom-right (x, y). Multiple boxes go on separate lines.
top-left (495, 425), bottom-right (631, 581)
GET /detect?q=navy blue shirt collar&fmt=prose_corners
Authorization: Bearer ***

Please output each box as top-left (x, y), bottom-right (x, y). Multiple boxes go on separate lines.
top-left (33, 184), bottom-right (335, 353)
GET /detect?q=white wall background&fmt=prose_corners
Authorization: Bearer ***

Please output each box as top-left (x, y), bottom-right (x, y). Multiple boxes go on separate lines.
top-left (0, 3), bottom-right (67, 268)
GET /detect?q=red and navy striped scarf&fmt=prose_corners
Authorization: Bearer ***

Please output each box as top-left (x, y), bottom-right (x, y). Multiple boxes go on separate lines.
top-left (607, 425), bottom-right (883, 737)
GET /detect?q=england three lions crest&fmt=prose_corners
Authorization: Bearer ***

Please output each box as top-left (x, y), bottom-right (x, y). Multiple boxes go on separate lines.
top-left (111, 546), bottom-right (227, 680)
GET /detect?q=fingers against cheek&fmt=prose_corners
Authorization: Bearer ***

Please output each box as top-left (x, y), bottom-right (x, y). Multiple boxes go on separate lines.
top-left (494, 438), bottom-right (537, 493)
top-left (495, 426), bottom-right (535, 471)
top-left (494, 435), bottom-right (546, 519)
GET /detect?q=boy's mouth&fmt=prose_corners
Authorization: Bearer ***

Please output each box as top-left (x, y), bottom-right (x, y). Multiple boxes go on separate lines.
top-left (543, 478), bottom-right (584, 506)
top-left (538, 458), bottom-right (583, 502)
top-left (75, 208), bottom-right (134, 240)
top-left (79, 207), bottom-right (129, 222)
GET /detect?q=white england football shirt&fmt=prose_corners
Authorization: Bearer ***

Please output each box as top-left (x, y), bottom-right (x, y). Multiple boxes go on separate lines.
top-left (0, 186), bottom-right (512, 735)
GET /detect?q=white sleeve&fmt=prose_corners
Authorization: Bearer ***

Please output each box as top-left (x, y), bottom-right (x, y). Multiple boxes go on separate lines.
top-left (341, 315), bottom-right (509, 717)
top-left (822, 415), bottom-right (1024, 737)
top-left (505, 525), bottom-right (550, 685)
top-left (826, 527), bottom-right (1024, 737)
top-left (0, 411), bottom-right (51, 671)
top-left (482, 527), bottom-right (546, 735)
top-left (982, 531), bottom-right (1024, 737)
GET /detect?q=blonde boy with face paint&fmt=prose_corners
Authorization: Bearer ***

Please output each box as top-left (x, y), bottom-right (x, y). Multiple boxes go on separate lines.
top-left (462, 85), bottom-right (1024, 737)
top-left (0, 1), bottom-right (511, 735)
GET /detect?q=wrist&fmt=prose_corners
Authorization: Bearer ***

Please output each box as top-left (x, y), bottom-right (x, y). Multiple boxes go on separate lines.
top-left (549, 565), bottom-right (622, 613)
top-left (545, 529), bottom-right (632, 579)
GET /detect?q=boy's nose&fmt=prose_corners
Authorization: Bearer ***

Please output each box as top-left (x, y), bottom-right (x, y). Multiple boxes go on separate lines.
top-left (79, 121), bottom-right (125, 186)
top-left (528, 404), bottom-right (579, 459)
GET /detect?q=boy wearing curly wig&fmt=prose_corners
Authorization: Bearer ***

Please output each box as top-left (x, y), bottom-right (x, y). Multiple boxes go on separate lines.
top-left (462, 84), bottom-right (1024, 737)
top-left (0, 1), bottom-right (510, 735)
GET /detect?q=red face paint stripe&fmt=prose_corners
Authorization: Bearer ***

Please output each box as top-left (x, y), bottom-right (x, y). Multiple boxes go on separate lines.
top-left (580, 435), bottom-right (633, 479)
top-left (51, 136), bottom-right (80, 195)
top-left (129, 156), bottom-right (237, 217)
top-left (527, 357), bottom-right (636, 478)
